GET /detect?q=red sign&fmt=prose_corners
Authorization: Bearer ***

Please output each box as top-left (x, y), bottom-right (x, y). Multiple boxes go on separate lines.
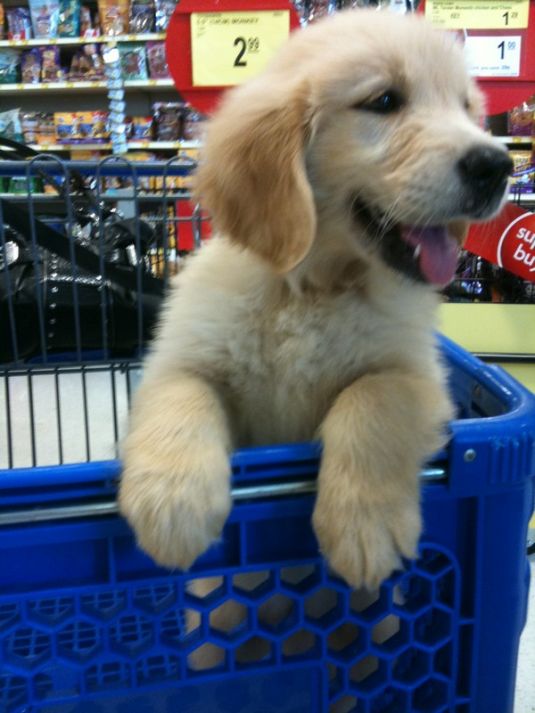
top-left (465, 203), bottom-right (535, 281)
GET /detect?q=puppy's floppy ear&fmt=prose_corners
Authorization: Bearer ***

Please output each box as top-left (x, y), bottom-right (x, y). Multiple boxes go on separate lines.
top-left (449, 220), bottom-right (469, 246)
top-left (194, 82), bottom-right (316, 273)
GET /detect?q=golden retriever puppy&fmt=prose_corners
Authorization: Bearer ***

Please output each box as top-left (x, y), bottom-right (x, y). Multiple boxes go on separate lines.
top-left (119, 10), bottom-right (511, 589)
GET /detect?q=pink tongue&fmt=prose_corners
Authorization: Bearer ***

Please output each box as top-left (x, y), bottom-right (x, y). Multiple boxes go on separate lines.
top-left (400, 226), bottom-right (459, 286)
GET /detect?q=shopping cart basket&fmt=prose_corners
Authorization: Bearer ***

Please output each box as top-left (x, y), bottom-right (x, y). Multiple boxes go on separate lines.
top-left (0, 157), bottom-right (534, 713)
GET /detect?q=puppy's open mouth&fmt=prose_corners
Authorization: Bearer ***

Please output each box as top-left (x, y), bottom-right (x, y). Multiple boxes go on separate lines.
top-left (353, 201), bottom-right (461, 287)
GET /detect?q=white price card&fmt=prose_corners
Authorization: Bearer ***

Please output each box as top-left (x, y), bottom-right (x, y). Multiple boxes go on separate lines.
top-left (191, 11), bottom-right (290, 87)
top-left (426, 0), bottom-right (529, 29)
top-left (465, 35), bottom-right (521, 77)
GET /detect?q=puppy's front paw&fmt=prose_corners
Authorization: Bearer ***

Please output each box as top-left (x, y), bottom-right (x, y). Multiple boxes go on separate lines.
top-left (119, 443), bottom-right (231, 570)
top-left (312, 477), bottom-right (421, 590)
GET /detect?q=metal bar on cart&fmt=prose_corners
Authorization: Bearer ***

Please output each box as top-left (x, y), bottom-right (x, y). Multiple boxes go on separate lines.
top-left (0, 466), bottom-right (446, 526)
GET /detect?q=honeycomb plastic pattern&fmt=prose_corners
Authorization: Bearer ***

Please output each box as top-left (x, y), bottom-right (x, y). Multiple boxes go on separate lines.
top-left (0, 545), bottom-right (464, 713)
top-left (1, 340), bottom-right (534, 712)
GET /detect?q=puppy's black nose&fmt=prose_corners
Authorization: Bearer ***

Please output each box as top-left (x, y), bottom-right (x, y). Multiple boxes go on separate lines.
top-left (458, 146), bottom-right (513, 192)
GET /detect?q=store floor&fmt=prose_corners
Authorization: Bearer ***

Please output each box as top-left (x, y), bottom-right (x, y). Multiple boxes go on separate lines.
top-left (516, 552), bottom-right (535, 712)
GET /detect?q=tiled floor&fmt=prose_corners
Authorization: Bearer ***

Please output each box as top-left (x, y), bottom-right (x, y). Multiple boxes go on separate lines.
top-left (516, 552), bottom-right (535, 712)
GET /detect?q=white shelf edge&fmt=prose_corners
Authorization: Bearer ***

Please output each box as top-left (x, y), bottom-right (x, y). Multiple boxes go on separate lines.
top-left (0, 81), bottom-right (108, 92)
top-left (124, 79), bottom-right (175, 89)
top-left (15, 141), bottom-right (201, 152)
top-left (0, 33), bottom-right (166, 48)
top-left (494, 135), bottom-right (534, 144)
top-left (0, 78), bottom-right (174, 93)
top-left (127, 140), bottom-right (201, 149)
top-left (27, 143), bottom-right (112, 151)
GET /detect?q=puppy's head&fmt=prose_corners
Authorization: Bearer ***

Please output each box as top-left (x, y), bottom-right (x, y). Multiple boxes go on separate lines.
top-left (194, 10), bottom-right (512, 286)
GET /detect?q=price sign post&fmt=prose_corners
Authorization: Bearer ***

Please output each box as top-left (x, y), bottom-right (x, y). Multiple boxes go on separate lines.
top-left (165, 0), bottom-right (299, 114)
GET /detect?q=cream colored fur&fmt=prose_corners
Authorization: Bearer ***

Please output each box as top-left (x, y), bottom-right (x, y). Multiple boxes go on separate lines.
top-left (119, 10), bottom-right (508, 590)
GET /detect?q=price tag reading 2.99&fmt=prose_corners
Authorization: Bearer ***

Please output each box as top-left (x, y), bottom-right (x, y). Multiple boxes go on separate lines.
top-left (191, 11), bottom-right (290, 87)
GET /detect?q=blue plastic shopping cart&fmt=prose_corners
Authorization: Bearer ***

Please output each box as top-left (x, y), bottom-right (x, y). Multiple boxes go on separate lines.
top-left (0, 157), bottom-right (534, 713)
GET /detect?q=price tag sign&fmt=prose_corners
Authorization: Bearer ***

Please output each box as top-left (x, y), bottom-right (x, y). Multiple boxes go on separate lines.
top-left (190, 10), bottom-right (290, 87)
top-left (425, 0), bottom-right (529, 29)
top-left (465, 35), bottom-right (521, 77)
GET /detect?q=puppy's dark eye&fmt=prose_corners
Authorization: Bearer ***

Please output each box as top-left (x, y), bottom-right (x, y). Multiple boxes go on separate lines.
top-left (361, 90), bottom-right (404, 114)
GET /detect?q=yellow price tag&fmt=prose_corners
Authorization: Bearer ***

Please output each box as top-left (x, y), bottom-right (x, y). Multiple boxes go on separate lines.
top-left (191, 10), bottom-right (290, 87)
top-left (425, 0), bottom-right (529, 29)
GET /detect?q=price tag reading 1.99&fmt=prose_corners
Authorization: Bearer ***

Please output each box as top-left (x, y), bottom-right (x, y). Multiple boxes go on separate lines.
top-left (190, 11), bottom-right (290, 87)
top-left (425, 0), bottom-right (529, 30)
top-left (464, 35), bottom-right (522, 77)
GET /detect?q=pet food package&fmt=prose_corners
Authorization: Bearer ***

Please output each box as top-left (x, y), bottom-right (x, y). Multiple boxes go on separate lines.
top-left (58, 0), bottom-right (81, 37)
top-left (119, 43), bottom-right (148, 80)
top-left (29, 0), bottom-right (60, 38)
top-left (21, 112), bottom-right (39, 143)
top-left (21, 48), bottom-right (41, 83)
top-left (508, 100), bottom-right (534, 137)
top-left (70, 148), bottom-right (108, 159)
top-left (69, 43), bottom-right (104, 80)
top-left (175, 147), bottom-right (199, 190)
top-left (154, 0), bottom-right (174, 30)
top-left (130, 116), bottom-right (153, 140)
top-left (0, 5), bottom-right (5, 40)
top-left (40, 113), bottom-right (56, 144)
top-left (80, 5), bottom-right (94, 35)
top-left (21, 111), bottom-right (54, 144)
top-left (510, 150), bottom-right (535, 193)
top-left (40, 46), bottom-right (64, 82)
top-left (147, 41), bottom-right (169, 78)
top-left (23, 112), bottom-right (56, 144)
top-left (0, 49), bottom-right (20, 84)
top-left (0, 109), bottom-right (23, 141)
top-left (183, 107), bottom-right (206, 141)
top-left (6, 8), bottom-right (32, 39)
top-left (55, 111), bottom-right (109, 143)
top-left (98, 0), bottom-right (128, 35)
top-left (130, 0), bottom-right (154, 33)
top-left (153, 102), bottom-right (183, 140)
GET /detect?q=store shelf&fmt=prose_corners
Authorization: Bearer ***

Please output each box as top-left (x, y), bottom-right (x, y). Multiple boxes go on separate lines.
top-left (510, 193), bottom-right (535, 203)
top-left (125, 140), bottom-right (201, 150)
top-left (28, 143), bottom-right (113, 151)
top-left (17, 141), bottom-right (201, 152)
top-left (124, 79), bottom-right (175, 90)
top-left (0, 78), bottom-right (175, 94)
top-left (495, 136), bottom-right (534, 145)
top-left (0, 33), bottom-right (166, 48)
top-left (0, 192), bottom-right (188, 201)
top-left (0, 80), bottom-right (108, 94)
